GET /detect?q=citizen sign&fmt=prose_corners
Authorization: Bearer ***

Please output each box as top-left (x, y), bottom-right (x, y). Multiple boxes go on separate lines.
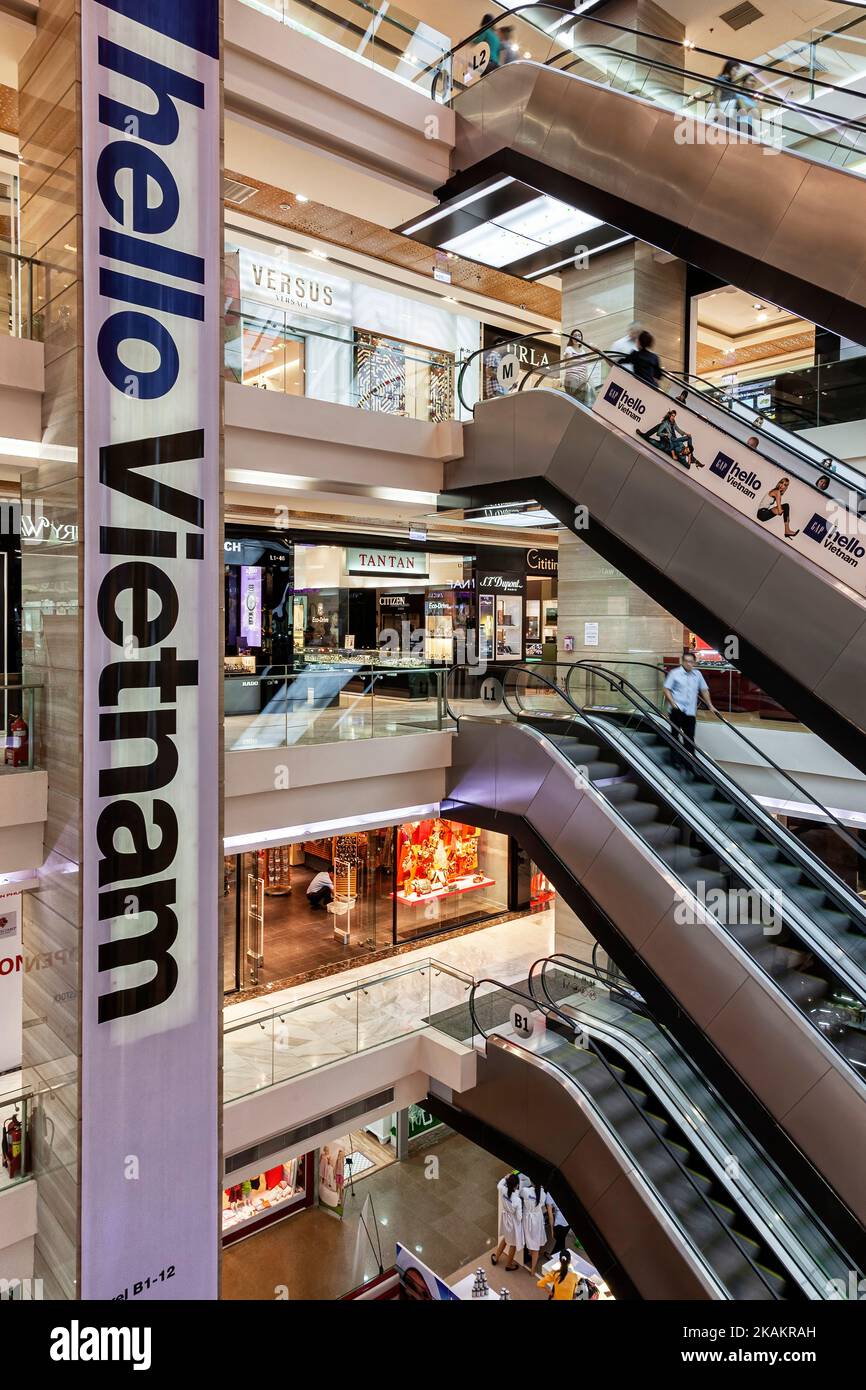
top-left (81, 0), bottom-right (220, 1300)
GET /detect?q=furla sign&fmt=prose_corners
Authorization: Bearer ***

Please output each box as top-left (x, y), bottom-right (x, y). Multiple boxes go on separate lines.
top-left (81, 0), bottom-right (220, 1300)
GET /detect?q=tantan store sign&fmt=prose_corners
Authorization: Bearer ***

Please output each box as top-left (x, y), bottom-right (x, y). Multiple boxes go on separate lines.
top-left (346, 548), bottom-right (429, 577)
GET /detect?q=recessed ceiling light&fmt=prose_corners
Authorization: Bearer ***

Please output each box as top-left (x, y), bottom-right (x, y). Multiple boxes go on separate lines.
top-left (752, 302), bottom-right (763, 310)
top-left (309, 250), bottom-right (328, 260)
top-left (295, 193), bottom-right (310, 203)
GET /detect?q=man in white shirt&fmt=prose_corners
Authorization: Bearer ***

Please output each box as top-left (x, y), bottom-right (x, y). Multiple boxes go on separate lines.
top-left (306, 870), bottom-right (334, 910)
top-left (609, 322), bottom-right (641, 364)
top-left (663, 650), bottom-right (719, 750)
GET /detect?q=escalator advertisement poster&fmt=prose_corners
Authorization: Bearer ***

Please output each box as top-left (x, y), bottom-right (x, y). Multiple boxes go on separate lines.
top-left (593, 368), bottom-right (866, 596)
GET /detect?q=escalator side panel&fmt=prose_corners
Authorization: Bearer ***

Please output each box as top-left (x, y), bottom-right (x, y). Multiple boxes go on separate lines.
top-left (445, 393), bottom-right (866, 765)
top-left (449, 62), bottom-right (866, 339)
top-left (446, 718), bottom-right (866, 1228)
top-left (449, 1036), bottom-right (717, 1299)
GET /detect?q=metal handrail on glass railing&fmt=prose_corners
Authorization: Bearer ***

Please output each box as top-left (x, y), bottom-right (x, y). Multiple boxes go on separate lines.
top-left (223, 309), bottom-right (466, 423)
top-left (238, 0), bottom-right (450, 93)
top-left (223, 664), bottom-right (447, 753)
top-left (0, 682), bottom-right (41, 771)
top-left (0, 244), bottom-right (40, 342)
top-left (223, 956), bottom-right (476, 1101)
top-left (468, 974), bottom-right (780, 1299)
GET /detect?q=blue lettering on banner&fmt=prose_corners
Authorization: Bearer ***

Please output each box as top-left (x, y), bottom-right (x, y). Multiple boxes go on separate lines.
top-left (97, 0), bottom-right (220, 59)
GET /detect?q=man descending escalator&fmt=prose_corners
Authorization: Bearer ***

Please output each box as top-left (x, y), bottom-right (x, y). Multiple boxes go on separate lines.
top-left (663, 650), bottom-right (719, 750)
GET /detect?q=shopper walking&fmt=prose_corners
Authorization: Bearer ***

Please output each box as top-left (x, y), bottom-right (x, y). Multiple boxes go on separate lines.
top-left (521, 1180), bottom-right (551, 1275)
top-left (537, 1250), bottom-right (581, 1300)
top-left (626, 329), bottom-right (663, 387)
top-left (663, 649), bottom-right (718, 751)
top-left (547, 1196), bottom-right (570, 1256)
top-left (492, 1172), bottom-right (523, 1270)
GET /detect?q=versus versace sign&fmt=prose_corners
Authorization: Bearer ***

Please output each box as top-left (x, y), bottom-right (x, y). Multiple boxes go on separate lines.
top-left (81, 0), bottom-right (220, 1300)
top-left (238, 247), bottom-right (351, 322)
top-left (594, 368), bottom-right (866, 596)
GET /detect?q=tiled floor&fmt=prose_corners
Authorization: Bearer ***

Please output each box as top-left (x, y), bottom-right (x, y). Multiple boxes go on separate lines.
top-left (222, 1132), bottom-right (525, 1301)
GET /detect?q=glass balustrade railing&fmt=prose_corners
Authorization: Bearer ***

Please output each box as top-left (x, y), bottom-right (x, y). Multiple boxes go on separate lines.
top-left (238, 0), bottom-right (449, 92)
top-left (223, 956), bottom-right (477, 1101)
top-left (422, 5), bottom-right (866, 175)
top-left (224, 663), bottom-right (448, 752)
top-left (0, 683), bottom-right (41, 772)
top-left (224, 305), bottom-right (468, 423)
top-left (0, 1088), bottom-right (30, 1192)
top-left (701, 352), bottom-right (866, 436)
top-left (0, 245), bottom-right (41, 341)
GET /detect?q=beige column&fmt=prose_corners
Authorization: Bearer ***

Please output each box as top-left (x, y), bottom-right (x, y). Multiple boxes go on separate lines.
top-left (561, 240), bottom-right (687, 373)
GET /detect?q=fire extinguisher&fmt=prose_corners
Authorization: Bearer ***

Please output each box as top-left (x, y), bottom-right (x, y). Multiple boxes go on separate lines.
top-left (5, 713), bottom-right (28, 768)
top-left (2, 1114), bottom-right (22, 1180)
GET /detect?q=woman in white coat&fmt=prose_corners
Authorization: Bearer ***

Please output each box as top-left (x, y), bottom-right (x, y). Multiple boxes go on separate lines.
top-left (521, 1179), bottom-right (551, 1275)
top-left (492, 1172), bottom-right (523, 1271)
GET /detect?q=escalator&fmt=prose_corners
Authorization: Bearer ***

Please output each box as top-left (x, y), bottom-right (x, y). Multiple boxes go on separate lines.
top-left (444, 337), bottom-right (866, 770)
top-left (410, 4), bottom-right (866, 341)
top-left (427, 961), bottom-right (858, 1298)
top-left (443, 664), bottom-right (866, 1257)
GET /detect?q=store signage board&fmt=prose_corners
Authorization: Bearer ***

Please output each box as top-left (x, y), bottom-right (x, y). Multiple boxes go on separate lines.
top-left (526, 547), bottom-right (558, 575)
top-left (594, 369), bottom-right (866, 597)
top-left (584, 622), bottom-right (599, 647)
top-left (81, 0), bottom-right (220, 1300)
top-left (238, 247), bottom-right (352, 323)
top-left (347, 547), bottom-right (429, 577)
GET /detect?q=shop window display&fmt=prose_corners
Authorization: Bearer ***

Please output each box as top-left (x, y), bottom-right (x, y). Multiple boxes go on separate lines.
top-left (223, 1155), bottom-right (311, 1244)
top-left (395, 819), bottom-right (507, 942)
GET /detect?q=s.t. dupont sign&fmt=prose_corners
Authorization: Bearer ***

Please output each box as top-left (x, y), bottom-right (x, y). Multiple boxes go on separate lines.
top-left (81, 0), bottom-right (220, 1300)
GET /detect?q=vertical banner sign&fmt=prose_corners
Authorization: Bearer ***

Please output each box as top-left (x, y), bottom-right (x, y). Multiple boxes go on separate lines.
top-left (81, 1), bottom-right (220, 1299)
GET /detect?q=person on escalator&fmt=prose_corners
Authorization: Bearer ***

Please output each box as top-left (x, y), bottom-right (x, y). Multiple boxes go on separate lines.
top-left (479, 15), bottom-right (502, 71)
top-left (638, 409), bottom-right (703, 469)
top-left (710, 58), bottom-right (744, 124)
top-left (663, 649), bottom-right (719, 750)
top-left (610, 321), bottom-right (642, 364)
top-left (626, 330), bottom-right (663, 387)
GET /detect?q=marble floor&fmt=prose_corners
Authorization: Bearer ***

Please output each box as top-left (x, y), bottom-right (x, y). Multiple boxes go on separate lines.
top-left (221, 1131), bottom-right (513, 1301)
top-left (223, 908), bottom-right (555, 1101)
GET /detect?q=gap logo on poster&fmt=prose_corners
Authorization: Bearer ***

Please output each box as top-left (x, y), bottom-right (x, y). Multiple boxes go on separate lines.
top-left (710, 452), bottom-right (762, 497)
top-left (805, 513), bottom-right (865, 568)
top-left (603, 380), bottom-right (645, 422)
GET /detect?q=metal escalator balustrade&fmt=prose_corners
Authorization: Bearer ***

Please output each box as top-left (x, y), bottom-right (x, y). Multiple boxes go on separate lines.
top-left (466, 977), bottom-right (796, 1298)
top-left (500, 661), bottom-right (866, 1077)
top-left (444, 336), bottom-right (866, 768)
top-left (419, 4), bottom-right (866, 173)
top-left (528, 951), bottom-right (860, 1299)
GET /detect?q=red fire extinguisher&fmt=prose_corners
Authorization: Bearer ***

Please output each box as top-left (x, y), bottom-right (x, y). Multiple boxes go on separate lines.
top-left (5, 713), bottom-right (28, 768)
top-left (2, 1114), bottom-right (22, 1180)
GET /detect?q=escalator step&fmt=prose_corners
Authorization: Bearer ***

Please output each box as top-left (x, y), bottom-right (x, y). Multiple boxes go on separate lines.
top-left (552, 739), bottom-right (602, 764)
top-left (603, 781), bottom-right (642, 805)
top-left (618, 801), bottom-right (664, 827)
top-left (641, 822), bottom-right (682, 847)
top-left (588, 761), bottom-right (622, 780)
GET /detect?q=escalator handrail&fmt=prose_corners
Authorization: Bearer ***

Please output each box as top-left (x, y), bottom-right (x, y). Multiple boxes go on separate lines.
top-left (501, 661), bottom-right (866, 974)
top-left (455, 329), bottom-right (561, 417)
top-left (470, 974), bottom-right (781, 1298)
top-left (423, 2), bottom-right (866, 113)
top-left (546, 40), bottom-right (866, 137)
top-left (530, 951), bottom-right (860, 1290)
top-left (511, 338), bottom-right (857, 499)
top-left (566, 657), bottom-right (866, 882)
